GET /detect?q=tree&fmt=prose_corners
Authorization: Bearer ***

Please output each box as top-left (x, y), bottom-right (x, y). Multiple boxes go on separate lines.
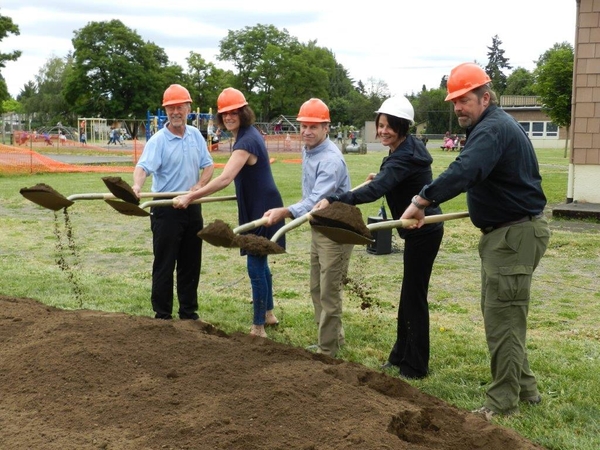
top-left (0, 12), bottom-right (21, 109)
top-left (485, 35), bottom-right (512, 95)
top-left (412, 88), bottom-right (457, 134)
top-left (184, 51), bottom-right (234, 113)
top-left (20, 55), bottom-right (74, 126)
top-left (534, 42), bottom-right (574, 157)
top-left (504, 67), bottom-right (536, 96)
top-left (64, 19), bottom-right (183, 121)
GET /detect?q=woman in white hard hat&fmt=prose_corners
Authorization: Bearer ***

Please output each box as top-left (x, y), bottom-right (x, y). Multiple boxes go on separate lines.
top-left (315, 96), bottom-right (444, 379)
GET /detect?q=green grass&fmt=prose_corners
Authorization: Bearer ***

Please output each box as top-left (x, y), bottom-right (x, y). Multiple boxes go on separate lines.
top-left (1, 145), bottom-right (599, 449)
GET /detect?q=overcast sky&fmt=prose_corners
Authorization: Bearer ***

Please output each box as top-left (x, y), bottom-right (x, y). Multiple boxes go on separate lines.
top-left (2, 0), bottom-right (577, 101)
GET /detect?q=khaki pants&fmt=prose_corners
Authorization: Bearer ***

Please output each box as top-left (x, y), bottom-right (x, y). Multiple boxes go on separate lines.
top-left (479, 217), bottom-right (550, 413)
top-left (310, 229), bottom-right (354, 357)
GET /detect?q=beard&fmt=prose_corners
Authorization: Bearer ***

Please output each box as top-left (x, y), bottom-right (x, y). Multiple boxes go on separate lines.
top-left (457, 116), bottom-right (473, 128)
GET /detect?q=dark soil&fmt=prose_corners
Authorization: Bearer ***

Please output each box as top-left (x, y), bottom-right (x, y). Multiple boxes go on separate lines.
top-left (310, 202), bottom-right (372, 238)
top-left (198, 219), bottom-right (237, 248)
top-left (0, 295), bottom-right (544, 450)
top-left (101, 176), bottom-right (139, 204)
top-left (234, 233), bottom-right (285, 256)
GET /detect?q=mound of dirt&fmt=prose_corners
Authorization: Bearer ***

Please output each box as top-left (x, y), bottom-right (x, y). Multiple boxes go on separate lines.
top-left (0, 295), bottom-right (543, 450)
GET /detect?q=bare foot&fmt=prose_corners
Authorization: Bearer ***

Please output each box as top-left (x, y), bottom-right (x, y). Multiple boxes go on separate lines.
top-left (265, 311), bottom-right (279, 326)
top-left (250, 325), bottom-right (267, 338)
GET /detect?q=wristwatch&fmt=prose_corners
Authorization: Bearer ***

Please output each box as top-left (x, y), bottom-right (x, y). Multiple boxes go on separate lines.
top-left (411, 195), bottom-right (427, 210)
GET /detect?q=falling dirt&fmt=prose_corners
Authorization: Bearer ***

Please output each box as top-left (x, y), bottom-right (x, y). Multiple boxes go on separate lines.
top-left (0, 295), bottom-right (544, 450)
top-left (310, 202), bottom-right (372, 238)
top-left (53, 208), bottom-right (84, 307)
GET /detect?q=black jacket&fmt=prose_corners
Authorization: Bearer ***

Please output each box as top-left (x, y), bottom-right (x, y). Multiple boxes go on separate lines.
top-left (330, 134), bottom-right (442, 239)
top-left (420, 105), bottom-right (546, 229)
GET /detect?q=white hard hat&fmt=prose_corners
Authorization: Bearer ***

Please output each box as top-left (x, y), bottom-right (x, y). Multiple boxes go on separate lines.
top-left (375, 96), bottom-right (415, 125)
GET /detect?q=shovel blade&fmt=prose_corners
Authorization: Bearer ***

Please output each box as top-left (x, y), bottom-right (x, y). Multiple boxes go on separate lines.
top-left (20, 185), bottom-right (75, 211)
top-left (311, 224), bottom-right (374, 245)
top-left (104, 199), bottom-right (150, 217)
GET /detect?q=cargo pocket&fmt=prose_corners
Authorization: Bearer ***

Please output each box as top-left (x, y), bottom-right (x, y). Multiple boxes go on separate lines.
top-left (497, 265), bottom-right (533, 303)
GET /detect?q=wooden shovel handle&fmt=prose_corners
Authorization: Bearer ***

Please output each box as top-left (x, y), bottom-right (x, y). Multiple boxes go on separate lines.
top-left (367, 211), bottom-right (469, 231)
top-left (233, 217), bottom-right (269, 234)
top-left (140, 195), bottom-right (237, 209)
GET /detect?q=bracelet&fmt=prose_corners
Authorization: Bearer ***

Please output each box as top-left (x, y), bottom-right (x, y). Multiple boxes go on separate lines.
top-left (411, 195), bottom-right (427, 210)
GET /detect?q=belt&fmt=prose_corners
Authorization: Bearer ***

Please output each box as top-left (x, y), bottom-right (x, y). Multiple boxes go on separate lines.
top-left (480, 213), bottom-right (544, 235)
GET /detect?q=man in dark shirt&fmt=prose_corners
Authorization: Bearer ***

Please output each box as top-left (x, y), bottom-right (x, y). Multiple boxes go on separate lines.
top-left (401, 62), bottom-right (551, 420)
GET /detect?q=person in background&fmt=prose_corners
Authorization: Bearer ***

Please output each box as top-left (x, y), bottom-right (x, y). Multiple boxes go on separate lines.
top-left (263, 98), bottom-right (353, 358)
top-left (132, 84), bottom-right (214, 321)
top-left (400, 62), bottom-right (550, 419)
top-left (174, 88), bottom-right (285, 338)
top-left (314, 96), bottom-right (443, 379)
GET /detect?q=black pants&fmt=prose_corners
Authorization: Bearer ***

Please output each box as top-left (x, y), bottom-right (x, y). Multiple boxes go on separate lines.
top-left (150, 204), bottom-right (203, 319)
top-left (388, 227), bottom-right (443, 378)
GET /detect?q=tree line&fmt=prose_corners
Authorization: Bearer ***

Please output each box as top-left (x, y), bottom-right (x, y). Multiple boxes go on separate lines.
top-left (0, 13), bottom-right (573, 137)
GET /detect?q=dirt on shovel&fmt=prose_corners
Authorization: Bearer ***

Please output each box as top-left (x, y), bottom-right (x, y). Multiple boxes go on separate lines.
top-left (198, 220), bottom-right (238, 247)
top-left (101, 176), bottom-right (140, 205)
top-left (233, 234), bottom-right (285, 256)
top-left (309, 202), bottom-right (372, 239)
top-left (20, 183), bottom-right (74, 210)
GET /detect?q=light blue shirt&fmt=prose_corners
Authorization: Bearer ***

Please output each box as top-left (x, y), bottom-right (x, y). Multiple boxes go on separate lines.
top-left (136, 124), bottom-right (213, 192)
top-left (287, 138), bottom-right (351, 218)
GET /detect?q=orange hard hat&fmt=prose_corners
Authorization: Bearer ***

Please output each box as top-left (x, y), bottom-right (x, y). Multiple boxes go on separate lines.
top-left (445, 63), bottom-right (491, 101)
top-left (162, 84), bottom-right (192, 107)
top-left (296, 98), bottom-right (330, 122)
top-left (217, 87), bottom-right (248, 113)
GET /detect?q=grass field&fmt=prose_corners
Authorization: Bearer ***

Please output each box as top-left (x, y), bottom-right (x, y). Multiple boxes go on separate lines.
top-left (1, 143), bottom-right (599, 449)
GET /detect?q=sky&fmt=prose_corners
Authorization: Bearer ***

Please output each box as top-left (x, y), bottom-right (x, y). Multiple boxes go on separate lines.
top-left (2, 0), bottom-right (577, 101)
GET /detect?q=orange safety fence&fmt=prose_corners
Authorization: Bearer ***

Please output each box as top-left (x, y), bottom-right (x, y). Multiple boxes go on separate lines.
top-left (0, 143), bottom-right (136, 175)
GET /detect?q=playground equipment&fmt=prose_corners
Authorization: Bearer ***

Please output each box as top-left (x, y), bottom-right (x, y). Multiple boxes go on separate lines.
top-left (145, 108), bottom-right (219, 150)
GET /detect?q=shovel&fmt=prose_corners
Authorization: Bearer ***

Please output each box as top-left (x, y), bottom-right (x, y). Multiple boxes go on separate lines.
top-left (233, 180), bottom-right (373, 255)
top-left (313, 211), bottom-right (470, 245)
top-left (19, 183), bottom-right (189, 211)
top-left (105, 195), bottom-right (237, 217)
top-left (198, 216), bottom-right (272, 247)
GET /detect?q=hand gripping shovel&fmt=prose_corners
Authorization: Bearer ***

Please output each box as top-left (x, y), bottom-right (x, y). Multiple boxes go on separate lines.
top-left (19, 183), bottom-right (189, 211)
top-left (313, 211), bottom-right (470, 245)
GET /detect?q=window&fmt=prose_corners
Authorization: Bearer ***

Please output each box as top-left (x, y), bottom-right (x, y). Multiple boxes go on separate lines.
top-left (532, 122), bottom-right (544, 137)
top-left (546, 122), bottom-right (558, 137)
top-left (517, 121), bottom-right (558, 139)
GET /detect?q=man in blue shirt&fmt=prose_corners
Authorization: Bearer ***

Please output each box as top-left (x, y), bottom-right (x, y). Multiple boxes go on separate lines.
top-left (132, 84), bottom-right (214, 320)
top-left (264, 98), bottom-right (352, 357)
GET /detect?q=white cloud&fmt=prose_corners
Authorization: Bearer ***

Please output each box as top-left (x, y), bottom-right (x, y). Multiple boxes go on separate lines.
top-left (2, 0), bottom-right (577, 100)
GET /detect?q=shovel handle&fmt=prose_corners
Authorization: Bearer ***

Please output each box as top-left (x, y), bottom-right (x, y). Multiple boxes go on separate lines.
top-left (140, 195), bottom-right (237, 209)
top-left (67, 191), bottom-right (190, 202)
top-left (367, 211), bottom-right (469, 231)
top-left (233, 217), bottom-right (269, 234)
top-left (270, 212), bottom-right (312, 243)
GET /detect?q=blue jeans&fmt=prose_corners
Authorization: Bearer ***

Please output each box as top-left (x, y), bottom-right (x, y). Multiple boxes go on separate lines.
top-left (247, 255), bottom-right (274, 325)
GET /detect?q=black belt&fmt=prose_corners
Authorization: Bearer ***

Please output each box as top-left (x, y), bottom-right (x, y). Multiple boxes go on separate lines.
top-left (480, 213), bottom-right (544, 235)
